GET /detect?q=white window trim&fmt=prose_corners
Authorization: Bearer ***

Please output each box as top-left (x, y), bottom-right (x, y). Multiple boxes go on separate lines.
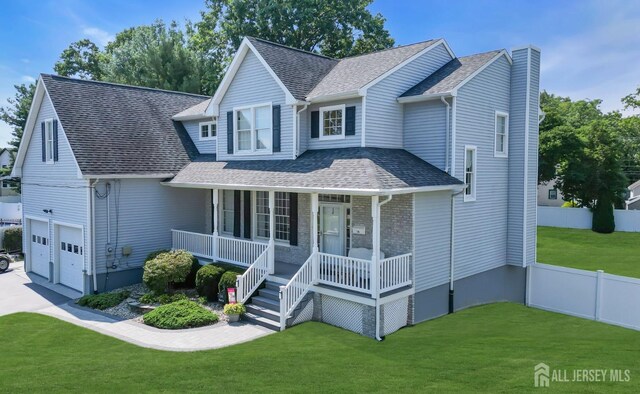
top-left (44, 118), bottom-right (54, 164)
top-left (463, 145), bottom-right (477, 202)
top-left (252, 191), bottom-right (291, 246)
top-left (494, 111), bottom-right (509, 158)
top-left (319, 104), bottom-right (346, 141)
top-left (233, 102), bottom-right (273, 155)
top-left (199, 120), bottom-right (217, 141)
top-left (220, 190), bottom-right (235, 236)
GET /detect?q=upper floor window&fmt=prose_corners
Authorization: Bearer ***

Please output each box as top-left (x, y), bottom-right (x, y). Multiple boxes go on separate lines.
top-left (199, 121), bottom-right (216, 140)
top-left (548, 189), bottom-right (558, 200)
top-left (255, 191), bottom-right (290, 242)
top-left (45, 119), bottom-right (54, 163)
top-left (464, 145), bottom-right (477, 202)
top-left (320, 104), bottom-right (345, 140)
top-left (494, 111), bottom-right (509, 157)
top-left (234, 104), bottom-right (271, 154)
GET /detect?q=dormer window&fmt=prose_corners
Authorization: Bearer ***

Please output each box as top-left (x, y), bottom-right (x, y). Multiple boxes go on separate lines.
top-left (234, 103), bottom-right (272, 154)
top-left (319, 104), bottom-right (345, 140)
top-left (199, 120), bottom-right (216, 141)
top-left (44, 119), bottom-right (55, 163)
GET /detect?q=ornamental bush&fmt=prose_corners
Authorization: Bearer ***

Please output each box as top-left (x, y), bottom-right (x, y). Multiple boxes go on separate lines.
top-left (77, 291), bottom-right (130, 310)
top-left (139, 292), bottom-right (189, 305)
top-left (218, 270), bottom-right (241, 292)
top-left (195, 265), bottom-right (225, 301)
top-left (223, 303), bottom-right (246, 315)
top-left (174, 255), bottom-right (201, 289)
top-left (145, 249), bottom-right (171, 263)
top-left (142, 250), bottom-right (194, 294)
top-left (3, 226), bottom-right (22, 252)
top-left (143, 300), bottom-right (218, 329)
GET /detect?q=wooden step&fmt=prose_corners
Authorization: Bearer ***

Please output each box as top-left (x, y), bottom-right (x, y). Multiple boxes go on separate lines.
top-left (245, 303), bottom-right (280, 322)
top-left (243, 312), bottom-right (280, 331)
top-left (251, 295), bottom-right (279, 311)
top-left (258, 287), bottom-right (279, 301)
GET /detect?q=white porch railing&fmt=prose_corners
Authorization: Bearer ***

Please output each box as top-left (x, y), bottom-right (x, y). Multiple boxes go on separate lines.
top-left (236, 245), bottom-right (271, 303)
top-left (279, 253), bottom-right (315, 330)
top-left (217, 236), bottom-right (268, 267)
top-left (379, 253), bottom-right (412, 293)
top-left (172, 230), bottom-right (215, 259)
top-left (318, 252), bottom-right (373, 294)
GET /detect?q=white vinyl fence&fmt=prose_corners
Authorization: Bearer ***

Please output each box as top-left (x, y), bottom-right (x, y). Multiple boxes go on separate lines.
top-left (528, 263), bottom-right (640, 331)
top-left (538, 206), bottom-right (640, 232)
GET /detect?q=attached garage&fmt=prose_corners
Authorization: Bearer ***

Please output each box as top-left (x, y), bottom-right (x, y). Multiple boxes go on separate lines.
top-left (28, 219), bottom-right (50, 279)
top-left (56, 224), bottom-right (85, 292)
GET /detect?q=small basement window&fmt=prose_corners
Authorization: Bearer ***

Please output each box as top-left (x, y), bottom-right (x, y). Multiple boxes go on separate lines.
top-left (199, 121), bottom-right (216, 140)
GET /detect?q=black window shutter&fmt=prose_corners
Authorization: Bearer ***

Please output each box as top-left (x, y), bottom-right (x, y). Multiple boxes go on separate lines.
top-left (272, 105), bottom-right (281, 152)
top-left (289, 193), bottom-right (298, 246)
top-left (210, 190), bottom-right (215, 232)
top-left (227, 111), bottom-right (234, 154)
top-left (53, 120), bottom-right (59, 161)
top-left (310, 111), bottom-right (319, 138)
top-left (243, 191), bottom-right (251, 239)
top-left (40, 122), bottom-right (46, 162)
top-left (233, 190), bottom-right (241, 238)
top-left (345, 106), bottom-right (356, 136)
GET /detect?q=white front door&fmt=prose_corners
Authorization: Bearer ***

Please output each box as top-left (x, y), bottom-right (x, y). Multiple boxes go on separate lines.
top-left (58, 225), bottom-right (84, 291)
top-left (320, 204), bottom-right (345, 256)
top-left (29, 220), bottom-right (49, 279)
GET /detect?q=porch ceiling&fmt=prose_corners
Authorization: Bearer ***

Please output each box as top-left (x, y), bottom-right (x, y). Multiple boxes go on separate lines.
top-left (166, 148), bottom-right (463, 195)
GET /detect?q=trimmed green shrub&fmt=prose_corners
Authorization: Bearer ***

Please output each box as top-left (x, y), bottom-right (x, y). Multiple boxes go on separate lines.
top-left (145, 249), bottom-right (171, 263)
top-left (195, 265), bottom-right (225, 301)
top-left (143, 300), bottom-right (219, 329)
top-left (139, 292), bottom-right (189, 305)
top-left (143, 250), bottom-right (194, 294)
top-left (77, 291), bottom-right (130, 310)
top-left (592, 195), bottom-right (615, 233)
top-left (175, 255), bottom-right (201, 289)
top-left (3, 227), bottom-right (22, 252)
top-left (223, 303), bottom-right (246, 315)
top-left (219, 270), bottom-right (241, 292)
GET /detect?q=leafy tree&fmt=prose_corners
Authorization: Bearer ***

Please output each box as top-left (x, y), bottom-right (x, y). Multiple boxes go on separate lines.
top-left (191, 0), bottom-right (395, 93)
top-left (0, 83), bottom-right (35, 192)
top-left (54, 39), bottom-right (104, 80)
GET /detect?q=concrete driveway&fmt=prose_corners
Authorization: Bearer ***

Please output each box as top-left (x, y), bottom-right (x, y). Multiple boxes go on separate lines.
top-left (0, 262), bottom-right (70, 316)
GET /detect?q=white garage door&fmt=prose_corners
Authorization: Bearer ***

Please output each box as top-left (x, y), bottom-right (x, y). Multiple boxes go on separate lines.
top-left (58, 226), bottom-right (84, 291)
top-left (29, 220), bottom-right (50, 279)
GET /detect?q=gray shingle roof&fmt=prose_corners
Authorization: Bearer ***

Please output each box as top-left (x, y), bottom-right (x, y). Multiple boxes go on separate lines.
top-left (173, 98), bottom-right (211, 119)
top-left (41, 74), bottom-right (208, 176)
top-left (307, 40), bottom-right (439, 99)
top-left (247, 37), bottom-right (338, 101)
top-left (169, 148), bottom-right (462, 192)
top-left (400, 50), bottom-right (501, 97)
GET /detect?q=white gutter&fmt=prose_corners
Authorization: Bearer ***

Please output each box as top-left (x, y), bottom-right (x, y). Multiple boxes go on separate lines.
top-left (83, 173), bottom-right (174, 179)
top-left (450, 96), bottom-right (457, 177)
top-left (295, 104), bottom-right (309, 158)
top-left (375, 195), bottom-right (393, 341)
top-left (397, 92), bottom-right (453, 104)
top-left (440, 97), bottom-right (451, 173)
top-left (89, 179), bottom-right (99, 293)
top-left (448, 189), bottom-right (464, 312)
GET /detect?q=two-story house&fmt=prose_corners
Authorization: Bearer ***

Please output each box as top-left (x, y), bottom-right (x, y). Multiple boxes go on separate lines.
top-left (13, 37), bottom-right (540, 338)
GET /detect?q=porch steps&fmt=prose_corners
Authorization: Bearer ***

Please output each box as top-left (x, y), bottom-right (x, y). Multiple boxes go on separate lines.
top-left (243, 281), bottom-right (282, 331)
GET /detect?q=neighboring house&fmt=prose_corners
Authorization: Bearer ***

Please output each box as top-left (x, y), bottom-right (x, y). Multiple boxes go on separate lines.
top-left (0, 148), bottom-right (19, 197)
top-left (626, 179), bottom-right (640, 210)
top-left (13, 37), bottom-right (540, 338)
top-left (537, 178), bottom-right (565, 207)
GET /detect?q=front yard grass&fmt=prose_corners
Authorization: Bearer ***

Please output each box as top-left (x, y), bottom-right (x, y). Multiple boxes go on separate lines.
top-left (1, 303), bottom-right (639, 392)
top-left (537, 226), bottom-right (640, 278)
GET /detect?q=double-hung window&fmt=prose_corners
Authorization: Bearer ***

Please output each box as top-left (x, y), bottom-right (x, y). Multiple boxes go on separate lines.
top-left (548, 189), bottom-right (558, 200)
top-left (45, 119), bottom-right (54, 163)
top-left (221, 190), bottom-right (235, 234)
top-left (319, 104), bottom-right (345, 140)
top-left (464, 145), bottom-right (477, 202)
top-left (255, 191), bottom-right (290, 242)
top-left (494, 111), bottom-right (509, 157)
top-left (199, 120), bottom-right (216, 140)
top-left (234, 104), bottom-right (272, 153)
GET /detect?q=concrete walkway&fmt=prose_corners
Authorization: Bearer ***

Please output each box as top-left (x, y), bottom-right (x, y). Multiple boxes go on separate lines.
top-left (0, 263), bottom-right (274, 351)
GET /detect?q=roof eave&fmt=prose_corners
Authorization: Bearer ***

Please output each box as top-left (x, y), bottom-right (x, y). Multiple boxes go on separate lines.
top-left (397, 92), bottom-right (455, 104)
top-left (83, 173), bottom-right (177, 180)
top-left (172, 113), bottom-right (214, 121)
top-left (306, 91), bottom-right (361, 103)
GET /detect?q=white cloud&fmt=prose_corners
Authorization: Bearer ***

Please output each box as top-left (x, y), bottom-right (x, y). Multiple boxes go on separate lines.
top-left (540, 0), bottom-right (640, 114)
top-left (21, 75), bottom-right (36, 84)
top-left (82, 26), bottom-right (114, 47)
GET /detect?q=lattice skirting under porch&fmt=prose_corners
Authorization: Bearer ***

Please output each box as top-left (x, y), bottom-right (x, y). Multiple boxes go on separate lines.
top-left (381, 297), bottom-right (409, 336)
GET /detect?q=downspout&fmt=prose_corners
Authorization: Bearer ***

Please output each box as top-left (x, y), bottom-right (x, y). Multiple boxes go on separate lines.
top-left (375, 195), bottom-right (393, 341)
top-left (450, 96), bottom-right (457, 177)
top-left (89, 179), bottom-right (99, 293)
top-left (449, 189), bottom-right (464, 313)
top-left (295, 104), bottom-right (309, 158)
top-left (440, 96), bottom-right (451, 173)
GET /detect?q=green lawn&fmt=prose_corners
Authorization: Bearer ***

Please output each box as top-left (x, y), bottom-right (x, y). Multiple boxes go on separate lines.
top-left (1, 303), bottom-right (639, 392)
top-left (537, 226), bottom-right (640, 278)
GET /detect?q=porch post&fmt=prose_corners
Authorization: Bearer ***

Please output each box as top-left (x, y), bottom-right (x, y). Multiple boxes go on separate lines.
top-left (212, 189), bottom-right (219, 260)
top-left (268, 190), bottom-right (275, 274)
top-left (311, 193), bottom-right (319, 284)
top-left (371, 195), bottom-right (380, 299)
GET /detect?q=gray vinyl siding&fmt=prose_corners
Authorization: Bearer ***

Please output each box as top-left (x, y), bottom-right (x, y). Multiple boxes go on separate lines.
top-left (414, 191), bottom-right (452, 291)
top-left (526, 49), bottom-right (541, 265)
top-left (453, 55), bottom-right (511, 281)
top-left (365, 43), bottom-right (452, 148)
top-left (182, 119), bottom-right (217, 154)
top-left (218, 51), bottom-right (294, 160)
top-left (403, 100), bottom-right (449, 171)
top-left (300, 97), bottom-right (362, 152)
top-left (92, 179), bottom-right (207, 274)
top-left (507, 49), bottom-right (528, 265)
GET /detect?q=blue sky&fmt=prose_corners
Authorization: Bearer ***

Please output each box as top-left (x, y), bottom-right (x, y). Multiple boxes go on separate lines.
top-left (1, 0), bottom-right (639, 147)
